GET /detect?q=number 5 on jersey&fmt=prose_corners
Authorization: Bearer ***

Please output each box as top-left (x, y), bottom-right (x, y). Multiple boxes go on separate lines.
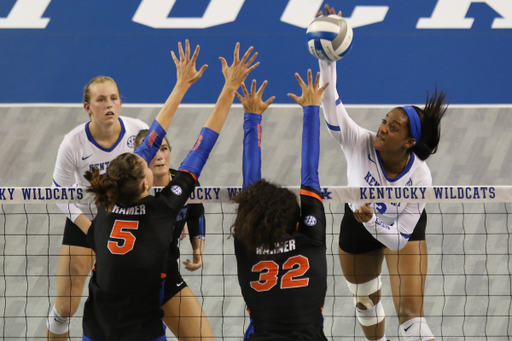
top-left (108, 220), bottom-right (139, 255)
top-left (250, 255), bottom-right (310, 292)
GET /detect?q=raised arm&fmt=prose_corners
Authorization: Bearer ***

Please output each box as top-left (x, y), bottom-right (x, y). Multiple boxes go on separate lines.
top-left (157, 40), bottom-right (208, 131)
top-left (235, 80), bottom-right (275, 188)
top-left (288, 70), bottom-right (328, 193)
top-left (288, 70), bottom-right (328, 243)
top-left (178, 43), bottom-right (259, 181)
top-left (136, 40), bottom-right (208, 165)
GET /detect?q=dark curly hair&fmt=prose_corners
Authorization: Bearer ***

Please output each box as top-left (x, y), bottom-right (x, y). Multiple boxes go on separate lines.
top-left (400, 86), bottom-right (448, 161)
top-left (231, 179), bottom-right (300, 259)
top-left (84, 153), bottom-right (146, 212)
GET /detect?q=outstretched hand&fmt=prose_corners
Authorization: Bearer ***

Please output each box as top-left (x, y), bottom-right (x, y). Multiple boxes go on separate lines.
top-left (235, 80), bottom-right (275, 115)
top-left (353, 203), bottom-right (374, 223)
top-left (287, 70), bottom-right (329, 107)
top-left (171, 39), bottom-right (208, 87)
top-left (220, 43), bottom-right (260, 91)
top-left (317, 3), bottom-right (342, 17)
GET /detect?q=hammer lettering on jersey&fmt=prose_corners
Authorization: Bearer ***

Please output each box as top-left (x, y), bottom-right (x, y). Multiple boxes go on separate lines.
top-left (111, 204), bottom-right (146, 215)
top-left (256, 239), bottom-right (296, 256)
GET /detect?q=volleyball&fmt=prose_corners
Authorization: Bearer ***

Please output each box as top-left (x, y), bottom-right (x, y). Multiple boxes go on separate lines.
top-left (306, 15), bottom-right (353, 61)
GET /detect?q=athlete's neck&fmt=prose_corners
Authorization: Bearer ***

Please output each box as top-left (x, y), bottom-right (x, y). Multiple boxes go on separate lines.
top-left (89, 120), bottom-right (122, 148)
top-left (153, 172), bottom-right (172, 187)
top-left (378, 150), bottom-right (410, 179)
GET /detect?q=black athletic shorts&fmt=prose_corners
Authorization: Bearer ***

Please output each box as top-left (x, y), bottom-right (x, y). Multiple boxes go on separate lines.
top-left (62, 218), bottom-right (91, 248)
top-left (245, 319), bottom-right (327, 341)
top-left (162, 261), bottom-right (188, 305)
top-left (339, 203), bottom-right (427, 254)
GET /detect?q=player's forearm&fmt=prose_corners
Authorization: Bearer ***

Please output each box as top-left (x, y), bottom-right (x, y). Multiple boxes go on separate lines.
top-left (191, 238), bottom-right (204, 255)
top-left (363, 215), bottom-right (409, 251)
top-left (301, 106), bottom-right (321, 192)
top-left (319, 60), bottom-right (340, 127)
top-left (179, 127), bottom-right (219, 180)
top-left (203, 84), bottom-right (237, 133)
top-left (56, 203), bottom-right (85, 222)
top-left (242, 112), bottom-right (262, 188)
top-left (154, 83), bottom-right (190, 132)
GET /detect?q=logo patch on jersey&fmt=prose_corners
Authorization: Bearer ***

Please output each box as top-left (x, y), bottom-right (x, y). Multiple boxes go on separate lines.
top-left (304, 215), bottom-right (317, 226)
top-left (127, 135), bottom-right (136, 149)
top-left (406, 178), bottom-right (413, 186)
top-left (171, 185), bottom-right (183, 196)
top-left (82, 154), bottom-right (92, 160)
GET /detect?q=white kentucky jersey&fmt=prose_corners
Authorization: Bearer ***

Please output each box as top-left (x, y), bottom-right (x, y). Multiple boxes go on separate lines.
top-left (319, 60), bottom-right (432, 251)
top-left (52, 116), bottom-right (148, 222)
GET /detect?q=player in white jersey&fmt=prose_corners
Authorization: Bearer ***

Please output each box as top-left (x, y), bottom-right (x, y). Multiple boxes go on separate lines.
top-left (46, 75), bottom-right (148, 340)
top-left (318, 5), bottom-right (447, 340)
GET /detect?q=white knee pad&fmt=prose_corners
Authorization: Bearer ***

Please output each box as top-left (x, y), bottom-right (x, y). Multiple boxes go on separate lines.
top-left (356, 300), bottom-right (385, 327)
top-left (47, 305), bottom-right (70, 335)
top-left (400, 317), bottom-right (435, 341)
top-left (346, 276), bottom-right (382, 309)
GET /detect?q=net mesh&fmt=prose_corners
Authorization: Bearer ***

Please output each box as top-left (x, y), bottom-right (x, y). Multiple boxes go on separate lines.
top-left (1, 186), bottom-right (512, 340)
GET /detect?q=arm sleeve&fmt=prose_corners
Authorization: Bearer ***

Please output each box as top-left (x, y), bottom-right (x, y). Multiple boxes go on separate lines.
top-left (242, 113), bottom-right (262, 188)
top-left (298, 185), bottom-right (326, 245)
top-left (134, 119), bottom-right (166, 165)
top-left (52, 135), bottom-right (84, 221)
top-left (179, 127), bottom-right (219, 181)
top-left (186, 203), bottom-right (206, 241)
top-left (319, 60), bottom-right (368, 149)
top-left (362, 202), bottom-right (426, 251)
top-left (301, 106), bottom-right (321, 193)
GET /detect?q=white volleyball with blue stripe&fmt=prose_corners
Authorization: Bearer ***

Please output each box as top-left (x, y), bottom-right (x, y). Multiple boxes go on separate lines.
top-left (306, 15), bottom-right (353, 61)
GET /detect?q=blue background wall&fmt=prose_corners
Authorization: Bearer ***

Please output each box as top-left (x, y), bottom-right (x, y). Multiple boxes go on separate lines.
top-left (0, 0), bottom-right (510, 104)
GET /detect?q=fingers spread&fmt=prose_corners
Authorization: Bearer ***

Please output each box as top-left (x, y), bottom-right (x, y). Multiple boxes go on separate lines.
top-left (257, 80), bottom-right (268, 95)
top-left (295, 73), bottom-right (306, 87)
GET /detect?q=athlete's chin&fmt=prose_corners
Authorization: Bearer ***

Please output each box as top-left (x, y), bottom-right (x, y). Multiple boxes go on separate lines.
top-left (373, 140), bottom-right (383, 150)
top-left (151, 167), bottom-right (169, 178)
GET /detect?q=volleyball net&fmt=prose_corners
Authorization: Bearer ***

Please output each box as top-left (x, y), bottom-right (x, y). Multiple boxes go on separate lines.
top-left (1, 186), bottom-right (511, 340)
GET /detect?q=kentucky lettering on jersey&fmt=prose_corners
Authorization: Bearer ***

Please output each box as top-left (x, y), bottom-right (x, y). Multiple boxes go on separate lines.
top-left (89, 162), bottom-right (111, 173)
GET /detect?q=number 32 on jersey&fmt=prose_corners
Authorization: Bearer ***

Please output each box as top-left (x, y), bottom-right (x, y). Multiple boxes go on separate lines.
top-left (251, 255), bottom-right (310, 292)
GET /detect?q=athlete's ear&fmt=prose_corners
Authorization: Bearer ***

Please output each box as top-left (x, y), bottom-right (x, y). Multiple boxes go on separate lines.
top-left (141, 179), bottom-right (149, 192)
top-left (404, 137), bottom-right (415, 149)
top-left (83, 102), bottom-right (92, 114)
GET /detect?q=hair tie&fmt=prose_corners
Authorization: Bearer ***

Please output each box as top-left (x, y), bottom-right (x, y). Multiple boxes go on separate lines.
top-left (402, 106), bottom-right (421, 145)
